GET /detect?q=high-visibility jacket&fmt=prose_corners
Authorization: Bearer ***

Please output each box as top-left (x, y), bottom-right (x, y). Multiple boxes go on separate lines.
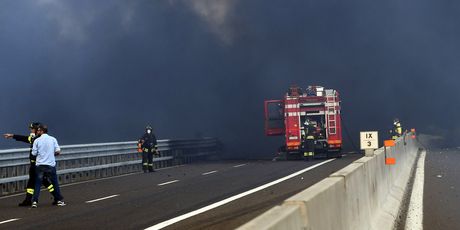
top-left (394, 122), bottom-right (402, 136)
top-left (392, 122), bottom-right (402, 140)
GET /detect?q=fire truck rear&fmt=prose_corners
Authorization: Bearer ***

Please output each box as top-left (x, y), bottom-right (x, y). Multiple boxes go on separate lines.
top-left (264, 85), bottom-right (343, 159)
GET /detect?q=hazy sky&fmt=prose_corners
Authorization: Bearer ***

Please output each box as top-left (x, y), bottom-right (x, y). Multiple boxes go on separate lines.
top-left (1, 0), bottom-right (459, 156)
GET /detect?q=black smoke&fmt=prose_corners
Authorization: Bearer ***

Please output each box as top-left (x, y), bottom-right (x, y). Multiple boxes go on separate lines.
top-left (1, 0), bottom-right (459, 157)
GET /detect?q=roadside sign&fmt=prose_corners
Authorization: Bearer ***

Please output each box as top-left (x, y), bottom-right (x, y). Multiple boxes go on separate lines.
top-left (360, 131), bottom-right (378, 150)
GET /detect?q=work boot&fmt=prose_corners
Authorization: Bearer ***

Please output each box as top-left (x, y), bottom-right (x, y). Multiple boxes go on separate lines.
top-left (18, 199), bottom-right (32, 207)
top-left (18, 194), bottom-right (32, 207)
top-left (52, 196), bottom-right (64, 205)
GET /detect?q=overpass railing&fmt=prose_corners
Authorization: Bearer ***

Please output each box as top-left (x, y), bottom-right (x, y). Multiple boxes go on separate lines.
top-left (0, 137), bottom-right (220, 196)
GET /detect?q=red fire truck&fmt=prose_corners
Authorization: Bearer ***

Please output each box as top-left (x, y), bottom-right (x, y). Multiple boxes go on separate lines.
top-left (264, 85), bottom-right (343, 159)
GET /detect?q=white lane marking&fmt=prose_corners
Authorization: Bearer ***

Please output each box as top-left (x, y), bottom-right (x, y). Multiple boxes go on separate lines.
top-left (233, 164), bottom-right (247, 168)
top-left (146, 159), bottom-right (336, 230)
top-left (158, 180), bottom-right (179, 186)
top-left (405, 150), bottom-right (426, 230)
top-left (0, 219), bottom-right (20, 225)
top-left (85, 194), bottom-right (120, 203)
top-left (202, 171), bottom-right (218, 176)
top-left (0, 165), bottom-right (185, 200)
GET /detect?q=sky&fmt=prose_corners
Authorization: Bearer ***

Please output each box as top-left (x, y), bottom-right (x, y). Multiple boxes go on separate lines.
top-left (0, 0), bottom-right (459, 157)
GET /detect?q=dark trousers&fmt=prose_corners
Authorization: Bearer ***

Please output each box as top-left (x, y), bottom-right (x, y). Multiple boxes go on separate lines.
top-left (32, 165), bottom-right (63, 203)
top-left (142, 148), bottom-right (155, 172)
top-left (25, 164), bottom-right (54, 198)
top-left (303, 139), bottom-right (316, 158)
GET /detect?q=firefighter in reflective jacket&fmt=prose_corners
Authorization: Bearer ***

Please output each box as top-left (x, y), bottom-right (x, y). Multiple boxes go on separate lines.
top-left (138, 125), bottom-right (158, 173)
top-left (391, 118), bottom-right (403, 140)
top-left (3, 122), bottom-right (60, 206)
top-left (303, 119), bottom-right (316, 160)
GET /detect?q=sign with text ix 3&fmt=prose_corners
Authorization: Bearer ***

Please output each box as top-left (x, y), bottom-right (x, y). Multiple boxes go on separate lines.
top-left (360, 131), bottom-right (379, 150)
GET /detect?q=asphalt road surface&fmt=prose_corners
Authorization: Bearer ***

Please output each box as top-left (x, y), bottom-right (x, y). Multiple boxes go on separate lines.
top-left (0, 154), bottom-right (360, 230)
top-left (424, 148), bottom-right (460, 230)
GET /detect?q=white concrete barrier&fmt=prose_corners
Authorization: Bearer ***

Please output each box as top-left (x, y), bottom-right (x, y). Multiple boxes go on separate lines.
top-left (238, 133), bottom-right (420, 230)
top-left (238, 205), bottom-right (304, 230)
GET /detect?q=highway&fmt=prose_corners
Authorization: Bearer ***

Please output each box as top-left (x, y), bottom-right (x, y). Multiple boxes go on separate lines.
top-left (0, 154), bottom-right (360, 230)
top-left (423, 148), bottom-right (460, 230)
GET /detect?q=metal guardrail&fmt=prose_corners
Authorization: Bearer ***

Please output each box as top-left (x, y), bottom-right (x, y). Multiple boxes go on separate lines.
top-left (0, 138), bottom-right (220, 196)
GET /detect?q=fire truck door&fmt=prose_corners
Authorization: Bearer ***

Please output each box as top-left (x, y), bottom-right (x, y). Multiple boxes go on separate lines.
top-left (264, 100), bottom-right (285, 136)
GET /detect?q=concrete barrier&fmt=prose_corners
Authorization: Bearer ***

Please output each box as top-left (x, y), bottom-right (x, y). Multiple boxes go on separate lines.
top-left (238, 133), bottom-right (420, 230)
top-left (239, 206), bottom-right (305, 230)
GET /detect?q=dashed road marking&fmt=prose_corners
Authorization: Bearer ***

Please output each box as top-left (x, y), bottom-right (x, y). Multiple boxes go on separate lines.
top-left (405, 150), bottom-right (426, 230)
top-left (0, 165), bottom-right (185, 200)
top-left (233, 164), bottom-right (247, 168)
top-left (0, 219), bottom-right (20, 225)
top-left (85, 194), bottom-right (120, 203)
top-left (158, 180), bottom-right (179, 186)
top-left (202, 171), bottom-right (218, 176)
top-left (146, 159), bottom-right (336, 230)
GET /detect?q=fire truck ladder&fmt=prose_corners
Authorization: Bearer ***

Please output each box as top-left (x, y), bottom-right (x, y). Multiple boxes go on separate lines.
top-left (326, 91), bottom-right (337, 135)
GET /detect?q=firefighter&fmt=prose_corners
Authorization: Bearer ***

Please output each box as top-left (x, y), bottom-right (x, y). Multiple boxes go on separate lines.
top-left (3, 122), bottom-right (60, 206)
top-left (391, 118), bottom-right (403, 140)
top-left (138, 125), bottom-right (158, 173)
top-left (303, 119), bottom-right (316, 160)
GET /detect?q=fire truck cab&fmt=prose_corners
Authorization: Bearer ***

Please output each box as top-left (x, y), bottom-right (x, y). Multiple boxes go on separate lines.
top-left (264, 85), bottom-right (343, 159)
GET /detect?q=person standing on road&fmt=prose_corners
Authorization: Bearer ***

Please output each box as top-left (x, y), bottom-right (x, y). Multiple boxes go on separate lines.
top-left (303, 119), bottom-right (316, 161)
top-left (3, 122), bottom-right (58, 206)
top-left (138, 125), bottom-right (158, 173)
top-left (391, 118), bottom-right (403, 140)
top-left (31, 124), bottom-right (65, 208)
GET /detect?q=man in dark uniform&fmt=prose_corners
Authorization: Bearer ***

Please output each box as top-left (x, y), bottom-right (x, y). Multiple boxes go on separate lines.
top-left (138, 125), bottom-right (158, 173)
top-left (302, 119), bottom-right (317, 161)
top-left (393, 118), bottom-right (403, 140)
top-left (390, 118), bottom-right (403, 140)
top-left (3, 122), bottom-right (59, 206)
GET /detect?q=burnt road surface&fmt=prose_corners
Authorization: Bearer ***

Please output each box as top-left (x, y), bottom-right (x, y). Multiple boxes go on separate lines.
top-left (0, 154), bottom-right (360, 230)
top-left (424, 148), bottom-right (460, 230)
